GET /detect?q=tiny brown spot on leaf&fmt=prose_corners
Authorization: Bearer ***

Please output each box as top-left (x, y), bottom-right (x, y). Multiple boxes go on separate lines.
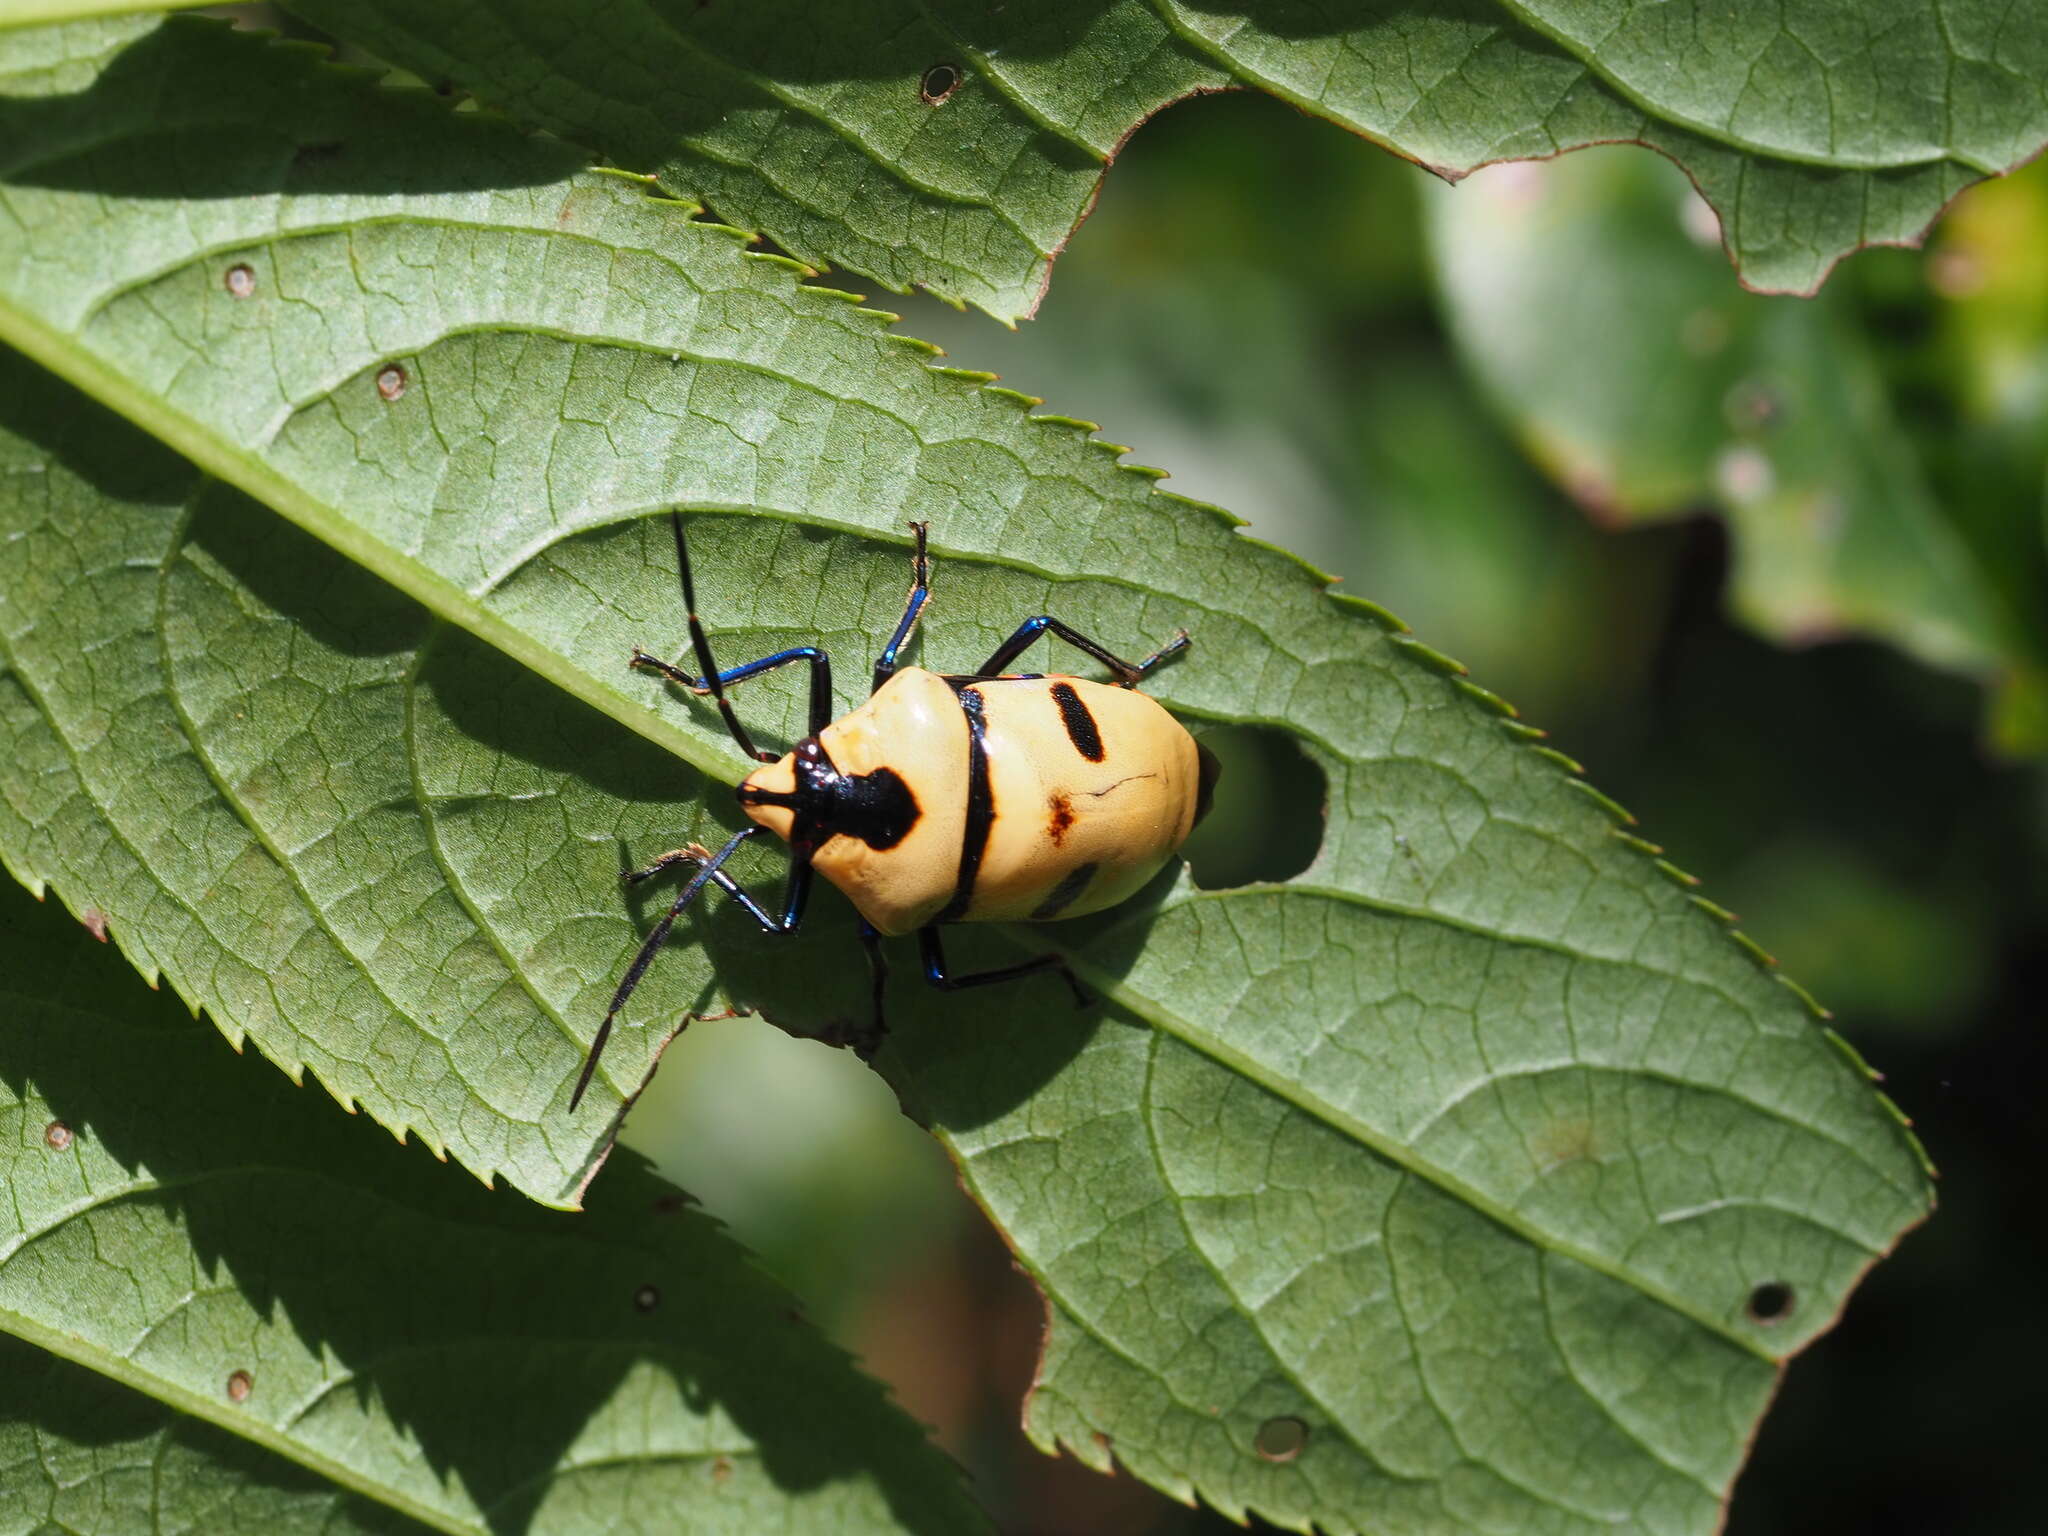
top-left (79, 909), bottom-right (108, 941)
top-left (711, 1455), bottom-right (733, 1484)
top-left (223, 264), bottom-right (255, 299)
top-left (376, 365), bottom-right (407, 402)
top-left (43, 1120), bottom-right (72, 1151)
top-left (1533, 1117), bottom-right (1598, 1171)
top-left (1254, 1416), bottom-right (1308, 1462)
top-left (226, 1370), bottom-right (253, 1403)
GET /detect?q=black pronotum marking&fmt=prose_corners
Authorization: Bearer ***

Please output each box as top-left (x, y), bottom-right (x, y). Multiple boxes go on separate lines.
top-left (1030, 861), bottom-right (1099, 920)
top-left (934, 685), bottom-right (994, 922)
top-left (1050, 681), bottom-right (1105, 762)
top-left (736, 738), bottom-right (921, 851)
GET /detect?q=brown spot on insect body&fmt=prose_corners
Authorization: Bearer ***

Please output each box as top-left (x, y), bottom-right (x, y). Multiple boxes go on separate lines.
top-left (1047, 791), bottom-right (1075, 846)
top-left (43, 1120), bottom-right (72, 1151)
top-left (226, 1370), bottom-right (253, 1403)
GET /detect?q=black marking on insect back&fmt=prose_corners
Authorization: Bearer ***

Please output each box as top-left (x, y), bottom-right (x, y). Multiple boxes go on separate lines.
top-left (829, 765), bottom-right (921, 849)
top-left (744, 738), bottom-right (923, 852)
top-left (935, 686), bottom-right (994, 923)
top-left (1030, 861), bottom-right (1099, 920)
top-left (1050, 681), bottom-right (1105, 761)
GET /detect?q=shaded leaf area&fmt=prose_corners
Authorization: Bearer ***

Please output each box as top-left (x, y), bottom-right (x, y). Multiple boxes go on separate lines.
top-left (0, 873), bottom-right (983, 1536)
top-left (0, 18), bottom-right (1934, 1533)
top-left (271, 0), bottom-right (2048, 319)
top-left (1426, 147), bottom-right (2048, 751)
top-left (0, 1333), bottom-right (425, 1536)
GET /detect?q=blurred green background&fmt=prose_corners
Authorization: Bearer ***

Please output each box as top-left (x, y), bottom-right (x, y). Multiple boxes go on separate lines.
top-left (619, 94), bottom-right (2048, 1535)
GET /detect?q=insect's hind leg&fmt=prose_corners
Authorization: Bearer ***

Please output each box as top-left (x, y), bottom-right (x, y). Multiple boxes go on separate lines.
top-left (918, 926), bottom-right (1089, 1008)
top-left (847, 921), bottom-right (889, 1060)
top-left (976, 614), bottom-right (1189, 686)
top-left (871, 521), bottom-right (932, 694)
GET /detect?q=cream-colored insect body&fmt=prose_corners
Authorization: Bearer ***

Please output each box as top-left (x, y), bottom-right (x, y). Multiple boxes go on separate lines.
top-left (572, 515), bottom-right (1216, 1110)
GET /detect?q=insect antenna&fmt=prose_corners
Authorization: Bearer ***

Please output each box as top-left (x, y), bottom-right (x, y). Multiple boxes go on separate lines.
top-left (572, 827), bottom-right (763, 1111)
top-left (669, 512), bottom-right (775, 762)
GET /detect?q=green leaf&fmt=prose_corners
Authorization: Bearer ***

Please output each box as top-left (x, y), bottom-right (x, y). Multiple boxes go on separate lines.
top-left (267, 0), bottom-right (2048, 320)
top-left (0, 17), bottom-right (1935, 1533)
top-left (0, 865), bottom-right (982, 1535)
top-left (0, 1334), bottom-right (426, 1536)
top-left (1425, 147), bottom-right (2047, 716)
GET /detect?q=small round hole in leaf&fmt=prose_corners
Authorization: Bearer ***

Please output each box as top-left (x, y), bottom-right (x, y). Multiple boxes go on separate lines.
top-left (226, 1370), bottom-right (253, 1403)
top-left (223, 263), bottom-right (256, 298)
top-left (376, 364), bottom-right (407, 402)
top-left (1254, 1416), bottom-right (1308, 1462)
top-left (919, 63), bottom-right (961, 105)
top-left (1181, 724), bottom-right (1325, 889)
top-left (1746, 1281), bottom-right (1795, 1324)
top-left (43, 1120), bottom-right (72, 1151)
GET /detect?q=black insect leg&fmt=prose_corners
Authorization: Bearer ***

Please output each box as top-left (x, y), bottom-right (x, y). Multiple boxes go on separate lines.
top-left (871, 522), bottom-right (932, 695)
top-left (918, 926), bottom-right (1090, 1008)
top-left (634, 511), bottom-right (836, 758)
top-left (621, 826), bottom-right (813, 935)
top-left (976, 614), bottom-right (1190, 687)
top-left (576, 827), bottom-right (813, 1111)
top-left (850, 921), bottom-right (889, 1059)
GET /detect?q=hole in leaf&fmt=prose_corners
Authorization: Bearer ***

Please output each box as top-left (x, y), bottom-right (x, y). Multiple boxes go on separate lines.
top-left (1181, 724), bottom-right (1324, 889)
top-left (43, 1120), bottom-right (71, 1152)
top-left (1254, 1416), bottom-right (1308, 1462)
top-left (226, 1370), bottom-right (253, 1403)
top-left (1746, 1281), bottom-right (1795, 1324)
top-left (223, 263), bottom-right (256, 299)
top-left (634, 1283), bottom-right (662, 1313)
top-left (919, 63), bottom-right (961, 105)
top-left (375, 364), bottom-right (407, 402)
